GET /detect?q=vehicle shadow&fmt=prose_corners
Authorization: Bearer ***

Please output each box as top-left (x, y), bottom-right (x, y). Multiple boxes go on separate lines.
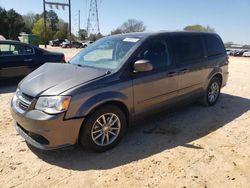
top-left (29, 93), bottom-right (250, 170)
top-left (0, 78), bottom-right (22, 94)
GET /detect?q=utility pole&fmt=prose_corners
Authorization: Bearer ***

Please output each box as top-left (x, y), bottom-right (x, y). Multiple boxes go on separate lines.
top-left (87, 0), bottom-right (100, 36)
top-left (68, 0), bottom-right (71, 45)
top-left (43, 0), bottom-right (71, 47)
top-left (78, 10), bottom-right (80, 40)
top-left (43, 0), bottom-right (47, 48)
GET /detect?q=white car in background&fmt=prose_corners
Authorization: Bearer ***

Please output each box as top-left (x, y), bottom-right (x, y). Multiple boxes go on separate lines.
top-left (82, 41), bottom-right (93, 48)
top-left (243, 51), bottom-right (250, 57)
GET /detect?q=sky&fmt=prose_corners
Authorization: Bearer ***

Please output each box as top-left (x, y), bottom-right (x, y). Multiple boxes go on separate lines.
top-left (0, 0), bottom-right (250, 44)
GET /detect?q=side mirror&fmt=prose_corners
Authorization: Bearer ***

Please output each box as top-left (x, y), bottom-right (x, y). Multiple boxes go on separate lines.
top-left (134, 60), bottom-right (153, 73)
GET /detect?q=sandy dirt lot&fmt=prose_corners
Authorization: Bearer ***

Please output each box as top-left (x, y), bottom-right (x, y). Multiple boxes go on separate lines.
top-left (0, 52), bottom-right (250, 188)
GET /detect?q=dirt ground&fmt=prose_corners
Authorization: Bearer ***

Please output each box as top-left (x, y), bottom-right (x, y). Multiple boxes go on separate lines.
top-left (0, 49), bottom-right (250, 188)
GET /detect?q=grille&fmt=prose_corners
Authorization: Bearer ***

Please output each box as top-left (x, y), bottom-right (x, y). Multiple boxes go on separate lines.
top-left (21, 93), bottom-right (34, 101)
top-left (17, 92), bottom-right (34, 112)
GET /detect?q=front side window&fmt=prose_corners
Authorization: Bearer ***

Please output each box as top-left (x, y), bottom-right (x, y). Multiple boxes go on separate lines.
top-left (136, 40), bottom-right (170, 69)
top-left (24, 46), bottom-right (33, 54)
top-left (174, 35), bottom-right (204, 64)
top-left (0, 44), bottom-right (33, 56)
top-left (0, 44), bottom-right (12, 56)
top-left (70, 36), bottom-right (142, 70)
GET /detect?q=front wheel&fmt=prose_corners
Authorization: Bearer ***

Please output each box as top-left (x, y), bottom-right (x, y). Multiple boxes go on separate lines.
top-left (201, 77), bottom-right (221, 106)
top-left (80, 105), bottom-right (126, 152)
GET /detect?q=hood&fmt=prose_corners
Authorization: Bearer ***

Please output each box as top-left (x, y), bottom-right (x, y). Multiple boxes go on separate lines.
top-left (19, 63), bottom-right (107, 97)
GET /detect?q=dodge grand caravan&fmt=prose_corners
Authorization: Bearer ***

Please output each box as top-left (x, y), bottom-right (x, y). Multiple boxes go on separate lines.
top-left (11, 31), bottom-right (229, 151)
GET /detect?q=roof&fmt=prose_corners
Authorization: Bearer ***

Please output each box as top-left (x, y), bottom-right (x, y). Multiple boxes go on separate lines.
top-left (0, 35), bottom-right (6, 40)
top-left (109, 31), bottom-right (218, 39)
top-left (0, 40), bottom-right (41, 50)
top-left (0, 40), bottom-right (32, 45)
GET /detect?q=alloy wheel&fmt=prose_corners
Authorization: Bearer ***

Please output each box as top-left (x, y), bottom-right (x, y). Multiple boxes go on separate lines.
top-left (208, 82), bottom-right (219, 103)
top-left (91, 113), bottom-right (121, 146)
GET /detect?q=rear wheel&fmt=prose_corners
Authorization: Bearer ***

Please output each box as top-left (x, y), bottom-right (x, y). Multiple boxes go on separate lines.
top-left (201, 77), bottom-right (221, 106)
top-left (80, 105), bottom-right (126, 152)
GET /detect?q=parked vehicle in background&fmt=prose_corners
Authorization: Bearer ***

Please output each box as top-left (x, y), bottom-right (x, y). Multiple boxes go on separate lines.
top-left (61, 41), bottom-right (83, 48)
top-left (0, 40), bottom-right (65, 79)
top-left (49, 39), bottom-right (66, 47)
top-left (0, 35), bottom-right (6, 40)
top-left (226, 49), bottom-right (232, 55)
top-left (11, 31), bottom-right (228, 151)
top-left (82, 41), bottom-right (93, 48)
top-left (243, 51), bottom-right (250, 57)
top-left (231, 49), bottom-right (248, 57)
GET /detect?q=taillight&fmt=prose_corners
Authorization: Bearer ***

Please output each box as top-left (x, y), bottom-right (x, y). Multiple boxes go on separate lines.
top-left (61, 55), bottom-right (66, 63)
top-left (226, 56), bottom-right (229, 64)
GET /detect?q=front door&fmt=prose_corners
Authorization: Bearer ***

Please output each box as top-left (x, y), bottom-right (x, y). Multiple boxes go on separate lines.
top-left (0, 43), bottom-right (35, 78)
top-left (132, 37), bottom-right (179, 116)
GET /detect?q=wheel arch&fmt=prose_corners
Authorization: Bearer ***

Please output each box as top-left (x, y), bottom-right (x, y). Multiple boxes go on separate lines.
top-left (77, 99), bottom-right (131, 144)
top-left (76, 91), bottom-right (132, 129)
top-left (87, 100), bottom-right (130, 127)
top-left (205, 68), bottom-right (223, 89)
top-left (213, 73), bottom-right (223, 85)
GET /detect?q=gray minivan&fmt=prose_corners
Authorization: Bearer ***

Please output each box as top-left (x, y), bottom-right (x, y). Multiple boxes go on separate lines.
top-left (11, 31), bottom-right (229, 151)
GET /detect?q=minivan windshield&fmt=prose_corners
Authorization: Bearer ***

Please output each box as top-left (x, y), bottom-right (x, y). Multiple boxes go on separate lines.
top-left (69, 36), bottom-right (142, 70)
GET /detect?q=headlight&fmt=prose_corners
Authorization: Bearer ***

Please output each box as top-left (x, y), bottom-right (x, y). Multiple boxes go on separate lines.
top-left (35, 96), bottom-right (71, 114)
top-left (15, 88), bottom-right (22, 97)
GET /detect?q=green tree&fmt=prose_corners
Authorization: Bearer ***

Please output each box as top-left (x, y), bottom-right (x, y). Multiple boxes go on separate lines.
top-left (0, 7), bottom-right (8, 38)
top-left (57, 19), bottom-right (68, 38)
top-left (184, 24), bottom-right (215, 33)
top-left (47, 10), bottom-right (59, 31)
top-left (37, 10), bottom-right (59, 32)
top-left (53, 30), bottom-right (67, 39)
top-left (6, 9), bottom-right (25, 39)
top-left (38, 10), bottom-right (59, 31)
top-left (78, 29), bottom-right (87, 40)
top-left (32, 18), bottom-right (53, 44)
top-left (88, 33), bottom-right (103, 41)
top-left (22, 12), bottom-right (35, 34)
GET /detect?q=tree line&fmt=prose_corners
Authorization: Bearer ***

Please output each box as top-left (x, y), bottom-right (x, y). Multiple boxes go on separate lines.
top-left (0, 6), bottom-right (217, 44)
top-left (0, 7), bottom-right (69, 43)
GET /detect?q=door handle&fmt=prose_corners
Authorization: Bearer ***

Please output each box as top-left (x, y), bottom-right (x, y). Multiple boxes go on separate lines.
top-left (167, 71), bottom-right (177, 77)
top-left (180, 68), bottom-right (188, 74)
top-left (24, 59), bottom-right (32, 62)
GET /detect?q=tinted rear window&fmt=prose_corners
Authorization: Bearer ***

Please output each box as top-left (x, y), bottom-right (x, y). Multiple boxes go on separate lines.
top-left (174, 35), bottom-right (204, 64)
top-left (204, 34), bottom-right (225, 56)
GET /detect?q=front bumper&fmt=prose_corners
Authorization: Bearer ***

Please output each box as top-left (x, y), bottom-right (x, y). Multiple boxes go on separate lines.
top-left (11, 98), bottom-right (84, 150)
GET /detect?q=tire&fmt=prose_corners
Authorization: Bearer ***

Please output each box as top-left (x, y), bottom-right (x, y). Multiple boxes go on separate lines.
top-left (201, 77), bottom-right (221, 106)
top-left (80, 105), bottom-right (127, 152)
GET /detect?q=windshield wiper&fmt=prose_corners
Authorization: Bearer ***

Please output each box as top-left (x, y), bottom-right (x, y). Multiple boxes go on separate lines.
top-left (105, 70), bottom-right (111, 75)
top-left (72, 64), bottom-right (83, 67)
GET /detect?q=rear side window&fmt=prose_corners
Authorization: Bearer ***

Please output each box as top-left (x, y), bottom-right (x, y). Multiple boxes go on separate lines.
top-left (204, 34), bottom-right (225, 56)
top-left (174, 35), bottom-right (204, 65)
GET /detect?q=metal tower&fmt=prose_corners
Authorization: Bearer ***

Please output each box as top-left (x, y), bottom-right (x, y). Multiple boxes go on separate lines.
top-left (86, 0), bottom-right (100, 36)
